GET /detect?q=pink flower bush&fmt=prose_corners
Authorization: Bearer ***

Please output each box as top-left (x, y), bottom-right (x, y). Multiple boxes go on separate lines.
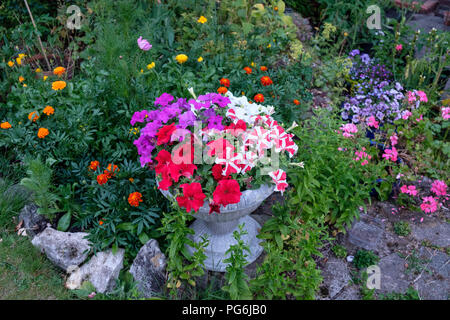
top-left (442, 107), bottom-right (450, 120)
top-left (366, 116), bottom-right (379, 129)
top-left (400, 185), bottom-right (417, 196)
top-left (431, 180), bottom-right (447, 196)
top-left (390, 134), bottom-right (398, 147)
top-left (137, 36), bottom-right (152, 51)
top-left (420, 196), bottom-right (438, 214)
top-left (401, 110), bottom-right (412, 120)
top-left (339, 123), bottom-right (358, 138)
top-left (353, 147), bottom-right (372, 166)
top-left (382, 147), bottom-right (398, 162)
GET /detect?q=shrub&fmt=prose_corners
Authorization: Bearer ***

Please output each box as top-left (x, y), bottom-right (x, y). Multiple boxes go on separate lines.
top-left (353, 249), bottom-right (379, 270)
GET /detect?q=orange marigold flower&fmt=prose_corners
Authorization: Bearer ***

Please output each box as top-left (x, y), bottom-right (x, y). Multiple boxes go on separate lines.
top-left (293, 99), bottom-right (300, 105)
top-left (254, 93), bottom-right (264, 103)
top-left (37, 127), bottom-right (49, 139)
top-left (1, 122), bottom-right (12, 129)
top-left (19, 76), bottom-right (25, 83)
top-left (260, 76), bottom-right (273, 86)
top-left (219, 78), bottom-right (230, 87)
top-left (217, 86), bottom-right (228, 94)
top-left (105, 163), bottom-right (119, 178)
top-left (52, 80), bottom-right (66, 91)
top-left (260, 66), bottom-right (268, 71)
top-left (53, 66), bottom-right (66, 76)
top-left (28, 111), bottom-right (39, 122)
top-left (243, 67), bottom-right (252, 74)
top-left (43, 106), bottom-right (54, 115)
top-left (89, 160), bottom-right (100, 171)
top-left (99, 220), bottom-right (104, 226)
top-left (129, 178), bottom-right (134, 183)
top-left (128, 192), bottom-right (143, 207)
top-left (97, 173), bottom-right (109, 185)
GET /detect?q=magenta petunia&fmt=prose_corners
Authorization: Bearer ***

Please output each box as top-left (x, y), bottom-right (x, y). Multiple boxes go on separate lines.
top-left (137, 36), bottom-right (152, 51)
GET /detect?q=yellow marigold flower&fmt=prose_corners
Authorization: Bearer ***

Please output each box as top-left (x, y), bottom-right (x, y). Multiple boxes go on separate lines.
top-left (344, 32), bottom-right (348, 37)
top-left (197, 16), bottom-right (207, 24)
top-left (35, 68), bottom-right (41, 73)
top-left (16, 57), bottom-right (22, 65)
top-left (52, 80), bottom-right (66, 91)
top-left (146, 62), bottom-right (155, 69)
top-left (43, 76), bottom-right (48, 81)
top-left (197, 56), bottom-right (203, 62)
top-left (53, 66), bottom-right (66, 76)
top-left (18, 53), bottom-right (26, 59)
top-left (140, 69), bottom-right (144, 73)
top-left (251, 61), bottom-right (255, 67)
top-left (37, 128), bottom-right (49, 139)
top-left (267, 43), bottom-right (271, 48)
top-left (7, 61), bottom-right (14, 67)
top-left (28, 111), bottom-right (39, 122)
top-left (43, 106), bottom-right (54, 116)
top-left (175, 54), bottom-right (188, 64)
top-left (19, 76), bottom-right (25, 83)
top-left (23, 84), bottom-right (27, 87)
top-left (1, 122), bottom-right (12, 129)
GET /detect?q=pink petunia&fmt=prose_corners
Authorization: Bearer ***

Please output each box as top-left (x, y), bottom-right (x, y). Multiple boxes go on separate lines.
top-left (395, 44), bottom-right (403, 51)
top-left (402, 110), bottom-right (412, 120)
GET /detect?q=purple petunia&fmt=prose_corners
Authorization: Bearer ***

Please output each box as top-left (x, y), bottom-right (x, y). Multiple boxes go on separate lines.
top-left (154, 93), bottom-right (174, 107)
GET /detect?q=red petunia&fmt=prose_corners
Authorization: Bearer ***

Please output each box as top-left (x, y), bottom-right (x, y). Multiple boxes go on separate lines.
top-left (155, 149), bottom-right (173, 176)
top-left (224, 119), bottom-right (247, 136)
top-left (212, 164), bottom-right (230, 181)
top-left (213, 179), bottom-right (242, 207)
top-left (176, 182), bottom-right (206, 213)
top-left (156, 123), bottom-right (176, 145)
top-left (220, 78), bottom-right (230, 88)
top-left (169, 163), bottom-right (197, 182)
top-left (260, 76), bottom-right (273, 86)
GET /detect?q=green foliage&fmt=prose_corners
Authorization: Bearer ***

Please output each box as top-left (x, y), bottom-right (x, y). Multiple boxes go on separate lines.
top-left (379, 286), bottom-right (420, 300)
top-left (353, 249), bottom-right (379, 270)
top-left (20, 157), bottom-right (60, 219)
top-left (250, 202), bottom-right (331, 299)
top-left (159, 204), bottom-right (208, 299)
top-left (0, 179), bottom-right (29, 230)
top-left (222, 224), bottom-right (252, 300)
top-left (394, 221), bottom-right (411, 236)
top-left (332, 244), bottom-right (348, 259)
top-left (289, 109), bottom-right (390, 230)
top-left (399, 250), bottom-right (431, 276)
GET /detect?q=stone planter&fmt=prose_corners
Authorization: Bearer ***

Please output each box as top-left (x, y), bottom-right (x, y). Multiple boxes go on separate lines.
top-left (159, 183), bottom-right (274, 272)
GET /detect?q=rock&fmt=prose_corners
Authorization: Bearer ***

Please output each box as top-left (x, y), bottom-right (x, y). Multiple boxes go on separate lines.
top-left (411, 220), bottom-right (450, 247)
top-left (407, 14), bottom-right (450, 34)
top-left (320, 257), bottom-right (351, 298)
top-left (378, 253), bottom-right (410, 294)
top-left (18, 204), bottom-right (48, 238)
top-left (31, 227), bottom-right (91, 271)
top-left (334, 285), bottom-right (361, 300)
top-left (416, 273), bottom-right (449, 300)
top-left (129, 239), bottom-right (166, 298)
top-left (347, 214), bottom-right (385, 251)
top-left (418, 247), bottom-right (449, 278)
top-left (66, 249), bottom-right (124, 293)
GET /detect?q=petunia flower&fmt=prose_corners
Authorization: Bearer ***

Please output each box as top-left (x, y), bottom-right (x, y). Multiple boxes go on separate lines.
top-left (137, 36), bottom-right (152, 51)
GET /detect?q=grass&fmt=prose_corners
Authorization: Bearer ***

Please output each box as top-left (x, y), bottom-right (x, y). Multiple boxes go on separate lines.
top-left (0, 178), bottom-right (72, 300)
top-left (0, 232), bottom-right (74, 299)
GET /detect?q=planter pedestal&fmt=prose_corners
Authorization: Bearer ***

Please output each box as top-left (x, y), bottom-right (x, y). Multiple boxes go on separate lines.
top-left (159, 183), bottom-right (274, 272)
top-left (186, 215), bottom-right (263, 272)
